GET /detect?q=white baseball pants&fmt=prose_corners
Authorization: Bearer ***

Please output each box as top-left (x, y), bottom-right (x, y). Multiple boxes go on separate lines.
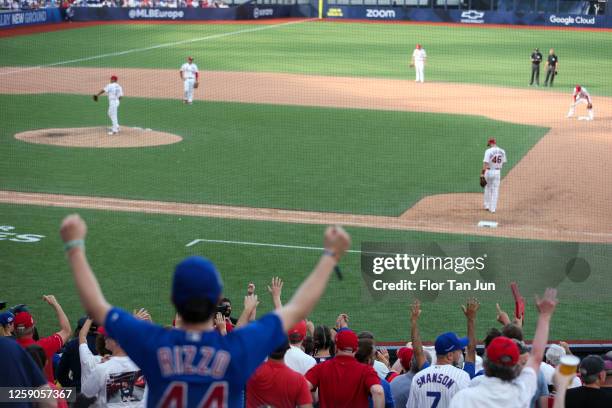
top-left (184, 78), bottom-right (195, 103)
top-left (108, 99), bottom-right (120, 133)
top-left (567, 97), bottom-right (593, 119)
top-left (415, 61), bottom-right (425, 83)
top-left (484, 169), bottom-right (501, 212)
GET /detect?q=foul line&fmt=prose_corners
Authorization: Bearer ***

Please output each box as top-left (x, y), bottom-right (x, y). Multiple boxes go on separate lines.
top-left (185, 238), bottom-right (410, 257)
top-left (0, 18), bottom-right (313, 77)
top-left (186, 238), bottom-right (361, 253)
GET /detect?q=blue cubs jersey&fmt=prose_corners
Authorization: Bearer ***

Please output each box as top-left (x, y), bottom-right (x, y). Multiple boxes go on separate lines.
top-left (105, 307), bottom-right (286, 408)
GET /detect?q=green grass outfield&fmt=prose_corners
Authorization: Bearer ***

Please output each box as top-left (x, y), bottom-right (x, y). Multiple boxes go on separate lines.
top-left (3, 204), bottom-right (611, 342)
top-left (0, 94), bottom-right (547, 215)
top-left (1, 21), bottom-right (612, 94)
top-left (1, 21), bottom-right (611, 341)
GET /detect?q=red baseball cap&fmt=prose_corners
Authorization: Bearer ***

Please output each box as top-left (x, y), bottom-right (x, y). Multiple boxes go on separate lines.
top-left (575, 85), bottom-right (581, 92)
top-left (336, 329), bottom-right (359, 352)
top-left (14, 311), bottom-right (34, 329)
top-left (288, 320), bottom-right (307, 342)
top-left (416, 44), bottom-right (422, 49)
top-left (487, 138), bottom-right (496, 146)
top-left (486, 336), bottom-right (519, 366)
top-left (110, 75), bottom-right (118, 81)
top-left (397, 347), bottom-right (414, 370)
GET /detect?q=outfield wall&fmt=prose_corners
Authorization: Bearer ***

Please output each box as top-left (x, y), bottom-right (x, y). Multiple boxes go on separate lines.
top-left (0, 9), bottom-right (62, 29)
top-left (325, 6), bottom-right (612, 28)
top-left (70, 5), bottom-right (315, 21)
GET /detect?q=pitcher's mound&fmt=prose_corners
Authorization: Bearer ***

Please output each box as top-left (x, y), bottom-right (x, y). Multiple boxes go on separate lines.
top-left (15, 127), bottom-right (182, 148)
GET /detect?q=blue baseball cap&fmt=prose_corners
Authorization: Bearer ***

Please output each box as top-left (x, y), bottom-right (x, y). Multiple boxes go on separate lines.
top-left (435, 332), bottom-right (469, 355)
top-left (172, 256), bottom-right (223, 307)
top-left (0, 311), bottom-right (15, 326)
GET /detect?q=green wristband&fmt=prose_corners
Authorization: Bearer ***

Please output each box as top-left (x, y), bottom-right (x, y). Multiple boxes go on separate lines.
top-left (64, 239), bottom-right (84, 252)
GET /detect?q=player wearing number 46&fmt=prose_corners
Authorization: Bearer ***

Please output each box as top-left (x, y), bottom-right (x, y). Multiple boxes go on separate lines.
top-left (180, 56), bottom-right (199, 105)
top-left (482, 138), bottom-right (507, 214)
top-left (567, 85), bottom-right (594, 121)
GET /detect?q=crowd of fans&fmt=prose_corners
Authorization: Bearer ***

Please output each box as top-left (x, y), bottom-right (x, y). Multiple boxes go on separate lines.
top-left (0, 0), bottom-right (230, 10)
top-left (1, 213), bottom-right (612, 408)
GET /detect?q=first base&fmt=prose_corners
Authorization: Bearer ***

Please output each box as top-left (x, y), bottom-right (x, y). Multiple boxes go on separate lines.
top-left (478, 221), bottom-right (498, 228)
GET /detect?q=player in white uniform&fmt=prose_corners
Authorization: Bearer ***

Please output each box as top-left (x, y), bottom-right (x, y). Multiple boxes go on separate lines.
top-left (95, 75), bottom-right (123, 135)
top-left (406, 332), bottom-right (471, 408)
top-left (567, 85), bottom-right (594, 120)
top-left (180, 56), bottom-right (199, 105)
top-left (482, 138), bottom-right (507, 214)
top-left (411, 44), bottom-right (427, 83)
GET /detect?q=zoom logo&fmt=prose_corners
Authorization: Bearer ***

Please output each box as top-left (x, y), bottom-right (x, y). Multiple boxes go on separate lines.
top-left (365, 9), bottom-right (396, 19)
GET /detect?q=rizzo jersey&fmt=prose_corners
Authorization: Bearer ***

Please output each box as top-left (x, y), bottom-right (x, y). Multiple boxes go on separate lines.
top-left (407, 364), bottom-right (470, 408)
top-left (104, 307), bottom-right (286, 408)
top-left (483, 147), bottom-right (507, 171)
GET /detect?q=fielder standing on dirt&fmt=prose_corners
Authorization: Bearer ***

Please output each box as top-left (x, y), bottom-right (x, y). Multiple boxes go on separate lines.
top-left (411, 44), bottom-right (427, 83)
top-left (180, 56), bottom-right (199, 105)
top-left (567, 85), bottom-right (594, 120)
top-left (93, 75), bottom-right (123, 135)
top-left (481, 138), bottom-right (507, 214)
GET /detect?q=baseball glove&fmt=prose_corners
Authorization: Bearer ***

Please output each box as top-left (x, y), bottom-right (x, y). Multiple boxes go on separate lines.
top-left (480, 176), bottom-right (487, 188)
top-left (587, 103), bottom-right (593, 109)
top-left (194, 82), bottom-right (199, 89)
top-left (93, 94), bottom-right (98, 102)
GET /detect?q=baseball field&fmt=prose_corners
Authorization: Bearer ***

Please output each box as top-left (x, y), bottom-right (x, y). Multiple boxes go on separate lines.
top-left (1, 19), bottom-right (611, 342)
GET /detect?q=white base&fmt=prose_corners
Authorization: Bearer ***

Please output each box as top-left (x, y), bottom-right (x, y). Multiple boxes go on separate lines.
top-left (478, 221), bottom-right (498, 228)
top-left (578, 116), bottom-right (592, 121)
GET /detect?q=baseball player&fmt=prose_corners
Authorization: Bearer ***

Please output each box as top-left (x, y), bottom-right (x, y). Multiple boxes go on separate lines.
top-left (411, 44), bottom-right (427, 83)
top-left (94, 75), bottom-right (123, 135)
top-left (567, 85), bottom-right (594, 120)
top-left (406, 332), bottom-right (471, 408)
top-left (180, 56), bottom-right (199, 105)
top-left (59, 214), bottom-right (351, 408)
top-left (482, 138), bottom-right (507, 214)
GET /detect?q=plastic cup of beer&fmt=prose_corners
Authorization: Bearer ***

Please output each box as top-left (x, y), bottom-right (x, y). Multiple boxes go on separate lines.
top-left (559, 355), bottom-right (580, 376)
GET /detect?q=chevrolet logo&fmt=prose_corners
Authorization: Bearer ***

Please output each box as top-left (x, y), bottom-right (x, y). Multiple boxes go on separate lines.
top-left (461, 10), bottom-right (485, 19)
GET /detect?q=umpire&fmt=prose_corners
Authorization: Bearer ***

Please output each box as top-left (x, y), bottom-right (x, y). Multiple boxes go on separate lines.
top-left (543, 48), bottom-right (559, 87)
top-left (529, 48), bottom-right (543, 86)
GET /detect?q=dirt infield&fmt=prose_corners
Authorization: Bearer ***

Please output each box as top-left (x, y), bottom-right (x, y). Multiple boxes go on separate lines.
top-left (1, 66), bottom-right (611, 242)
top-left (15, 126), bottom-right (182, 148)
